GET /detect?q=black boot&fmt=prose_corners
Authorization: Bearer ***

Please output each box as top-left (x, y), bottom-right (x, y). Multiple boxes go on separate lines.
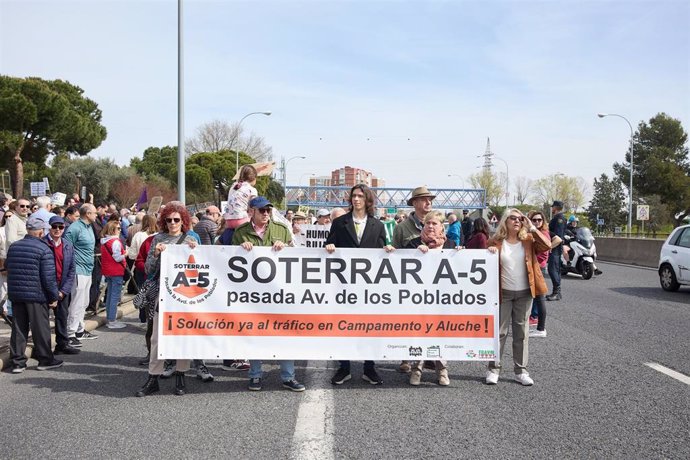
top-left (174, 371), bottom-right (186, 396)
top-left (136, 374), bottom-right (159, 397)
top-left (546, 286), bottom-right (562, 301)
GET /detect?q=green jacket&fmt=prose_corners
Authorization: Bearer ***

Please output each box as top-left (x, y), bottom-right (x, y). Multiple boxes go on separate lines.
top-left (392, 212), bottom-right (423, 249)
top-left (232, 220), bottom-right (292, 247)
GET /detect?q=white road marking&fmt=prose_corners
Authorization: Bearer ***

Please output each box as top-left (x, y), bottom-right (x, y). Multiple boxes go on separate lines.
top-left (290, 361), bottom-right (335, 460)
top-left (644, 362), bottom-right (690, 385)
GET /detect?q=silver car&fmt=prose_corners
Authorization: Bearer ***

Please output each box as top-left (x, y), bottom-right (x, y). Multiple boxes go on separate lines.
top-left (658, 224), bottom-right (690, 291)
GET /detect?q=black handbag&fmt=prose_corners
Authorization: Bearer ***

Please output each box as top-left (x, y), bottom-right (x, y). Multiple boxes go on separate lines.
top-left (133, 278), bottom-right (159, 320)
top-left (133, 233), bottom-right (187, 319)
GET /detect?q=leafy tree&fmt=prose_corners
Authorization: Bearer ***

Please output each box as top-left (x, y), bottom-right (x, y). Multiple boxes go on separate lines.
top-left (130, 146), bottom-right (178, 184)
top-left (532, 174), bottom-right (587, 212)
top-left (52, 157), bottom-right (128, 202)
top-left (265, 179), bottom-right (285, 205)
top-left (613, 113), bottom-right (690, 226)
top-left (468, 169), bottom-right (504, 206)
top-left (0, 76), bottom-right (107, 197)
top-left (586, 173), bottom-right (626, 232)
top-left (185, 119), bottom-right (273, 162)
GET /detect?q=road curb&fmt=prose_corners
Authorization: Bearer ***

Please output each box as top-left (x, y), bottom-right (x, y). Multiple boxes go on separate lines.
top-left (0, 299), bottom-right (137, 371)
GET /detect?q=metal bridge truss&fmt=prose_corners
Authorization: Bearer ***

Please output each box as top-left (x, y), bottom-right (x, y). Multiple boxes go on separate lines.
top-left (285, 186), bottom-right (486, 210)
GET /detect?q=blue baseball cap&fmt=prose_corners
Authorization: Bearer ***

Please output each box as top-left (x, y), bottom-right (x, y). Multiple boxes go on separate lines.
top-left (49, 216), bottom-right (66, 226)
top-left (249, 196), bottom-right (273, 209)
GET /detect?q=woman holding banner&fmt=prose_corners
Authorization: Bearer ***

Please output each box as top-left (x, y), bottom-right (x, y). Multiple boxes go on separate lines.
top-left (404, 211), bottom-right (456, 386)
top-left (136, 202), bottom-right (198, 397)
top-left (485, 208), bottom-right (550, 386)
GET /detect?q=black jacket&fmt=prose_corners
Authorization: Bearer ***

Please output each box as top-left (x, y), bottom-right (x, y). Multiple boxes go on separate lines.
top-left (326, 212), bottom-right (386, 249)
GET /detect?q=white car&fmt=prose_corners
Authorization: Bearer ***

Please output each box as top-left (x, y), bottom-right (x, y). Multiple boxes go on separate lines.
top-left (658, 224), bottom-right (690, 291)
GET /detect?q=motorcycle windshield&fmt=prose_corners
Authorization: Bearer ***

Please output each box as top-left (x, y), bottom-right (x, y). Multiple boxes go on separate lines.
top-left (576, 228), bottom-right (594, 249)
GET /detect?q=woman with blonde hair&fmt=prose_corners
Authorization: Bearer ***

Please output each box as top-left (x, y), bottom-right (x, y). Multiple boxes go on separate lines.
top-left (485, 208), bottom-right (551, 386)
top-left (404, 210), bottom-right (457, 386)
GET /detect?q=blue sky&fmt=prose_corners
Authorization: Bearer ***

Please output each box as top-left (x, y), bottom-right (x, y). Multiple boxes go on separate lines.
top-left (1, 0), bottom-right (688, 194)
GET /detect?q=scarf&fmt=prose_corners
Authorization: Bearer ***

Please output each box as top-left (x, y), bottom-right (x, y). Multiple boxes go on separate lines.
top-left (421, 224), bottom-right (446, 249)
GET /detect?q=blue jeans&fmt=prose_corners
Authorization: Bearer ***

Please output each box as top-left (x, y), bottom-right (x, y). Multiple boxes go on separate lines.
top-left (249, 360), bottom-right (295, 381)
top-left (104, 276), bottom-right (123, 321)
top-left (547, 248), bottom-right (562, 289)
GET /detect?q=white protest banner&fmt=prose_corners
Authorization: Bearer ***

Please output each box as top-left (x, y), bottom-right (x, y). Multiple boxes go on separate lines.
top-left (298, 224), bottom-right (331, 248)
top-left (158, 246), bottom-right (500, 361)
top-left (30, 182), bottom-right (47, 197)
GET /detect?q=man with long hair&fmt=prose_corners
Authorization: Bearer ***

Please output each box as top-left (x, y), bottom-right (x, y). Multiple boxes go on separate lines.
top-left (325, 184), bottom-right (387, 385)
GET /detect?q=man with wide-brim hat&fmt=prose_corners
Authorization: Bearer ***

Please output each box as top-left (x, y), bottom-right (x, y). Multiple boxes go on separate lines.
top-left (392, 186), bottom-right (436, 374)
top-left (393, 186), bottom-right (436, 249)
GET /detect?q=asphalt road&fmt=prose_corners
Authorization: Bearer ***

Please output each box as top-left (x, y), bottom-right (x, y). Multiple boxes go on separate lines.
top-left (1, 262), bottom-right (689, 459)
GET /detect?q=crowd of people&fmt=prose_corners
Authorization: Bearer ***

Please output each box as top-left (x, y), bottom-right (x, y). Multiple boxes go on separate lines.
top-left (0, 180), bottom-right (579, 395)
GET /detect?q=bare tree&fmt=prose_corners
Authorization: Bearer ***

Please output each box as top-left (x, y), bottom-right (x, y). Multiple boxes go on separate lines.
top-left (513, 176), bottom-right (533, 205)
top-left (185, 119), bottom-right (273, 162)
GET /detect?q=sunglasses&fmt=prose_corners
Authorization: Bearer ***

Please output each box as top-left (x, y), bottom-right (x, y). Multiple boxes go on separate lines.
top-left (508, 216), bottom-right (522, 222)
top-left (257, 208), bottom-right (272, 214)
top-left (18, 204), bottom-right (30, 208)
top-left (531, 218), bottom-right (543, 223)
top-left (165, 217), bottom-right (181, 223)
top-left (51, 224), bottom-right (65, 230)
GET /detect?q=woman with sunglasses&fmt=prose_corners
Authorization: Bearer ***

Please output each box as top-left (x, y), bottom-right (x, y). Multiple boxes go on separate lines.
top-left (100, 220), bottom-right (127, 329)
top-left (527, 211), bottom-right (550, 338)
top-left (137, 202), bottom-right (197, 397)
top-left (485, 209), bottom-right (551, 386)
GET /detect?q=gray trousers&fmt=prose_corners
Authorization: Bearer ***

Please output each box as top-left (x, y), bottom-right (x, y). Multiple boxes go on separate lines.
top-left (488, 289), bottom-right (533, 375)
top-left (10, 301), bottom-right (54, 367)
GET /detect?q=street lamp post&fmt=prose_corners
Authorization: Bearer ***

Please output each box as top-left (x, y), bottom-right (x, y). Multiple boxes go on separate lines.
top-left (233, 111), bottom-right (272, 173)
top-left (75, 172), bottom-right (82, 197)
top-left (283, 155), bottom-right (306, 190)
top-left (298, 173), bottom-right (314, 207)
top-left (598, 113), bottom-right (634, 235)
top-left (447, 174), bottom-right (466, 188)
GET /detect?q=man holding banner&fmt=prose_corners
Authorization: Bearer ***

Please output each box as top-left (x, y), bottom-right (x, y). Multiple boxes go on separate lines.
top-left (325, 184), bottom-right (387, 386)
top-left (232, 196), bottom-right (306, 392)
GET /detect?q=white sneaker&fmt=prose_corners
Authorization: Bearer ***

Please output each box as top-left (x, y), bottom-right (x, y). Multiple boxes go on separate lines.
top-left (514, 373), bottom-right (534, 386)
top-left (529, 329), bottom-right (547, 338)
top-left (485, 371), bottom-right (499, 385)
top-left (106, 321), bottom-right (126, 329)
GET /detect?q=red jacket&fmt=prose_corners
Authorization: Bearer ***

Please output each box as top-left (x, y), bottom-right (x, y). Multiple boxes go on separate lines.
top-left (101, 238), bottom-right (126, 277)
top-left (135, 234), bottom-right (156, 273)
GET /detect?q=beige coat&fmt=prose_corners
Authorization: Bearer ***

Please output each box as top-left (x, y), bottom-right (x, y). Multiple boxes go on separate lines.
top-left (488, 229), bottom-right (551, 298)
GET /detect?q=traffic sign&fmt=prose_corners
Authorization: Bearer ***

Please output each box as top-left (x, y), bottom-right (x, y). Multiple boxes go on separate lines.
top-left (490, 215), bottom-right (498, 223)
top-left (637, 205), bottom-right (650, 221)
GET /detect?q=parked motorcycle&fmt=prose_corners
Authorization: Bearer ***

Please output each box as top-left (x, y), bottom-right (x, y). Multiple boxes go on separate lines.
top-left (561, 227), bottom-right (599, 280)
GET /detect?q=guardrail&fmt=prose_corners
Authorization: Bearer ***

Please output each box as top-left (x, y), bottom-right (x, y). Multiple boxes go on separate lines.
top-left (595, 237), bottom-right (663, 268)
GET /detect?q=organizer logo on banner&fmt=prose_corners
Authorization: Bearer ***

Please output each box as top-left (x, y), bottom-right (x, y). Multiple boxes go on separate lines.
top-left (164, 254), bottom-right (218, 305)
